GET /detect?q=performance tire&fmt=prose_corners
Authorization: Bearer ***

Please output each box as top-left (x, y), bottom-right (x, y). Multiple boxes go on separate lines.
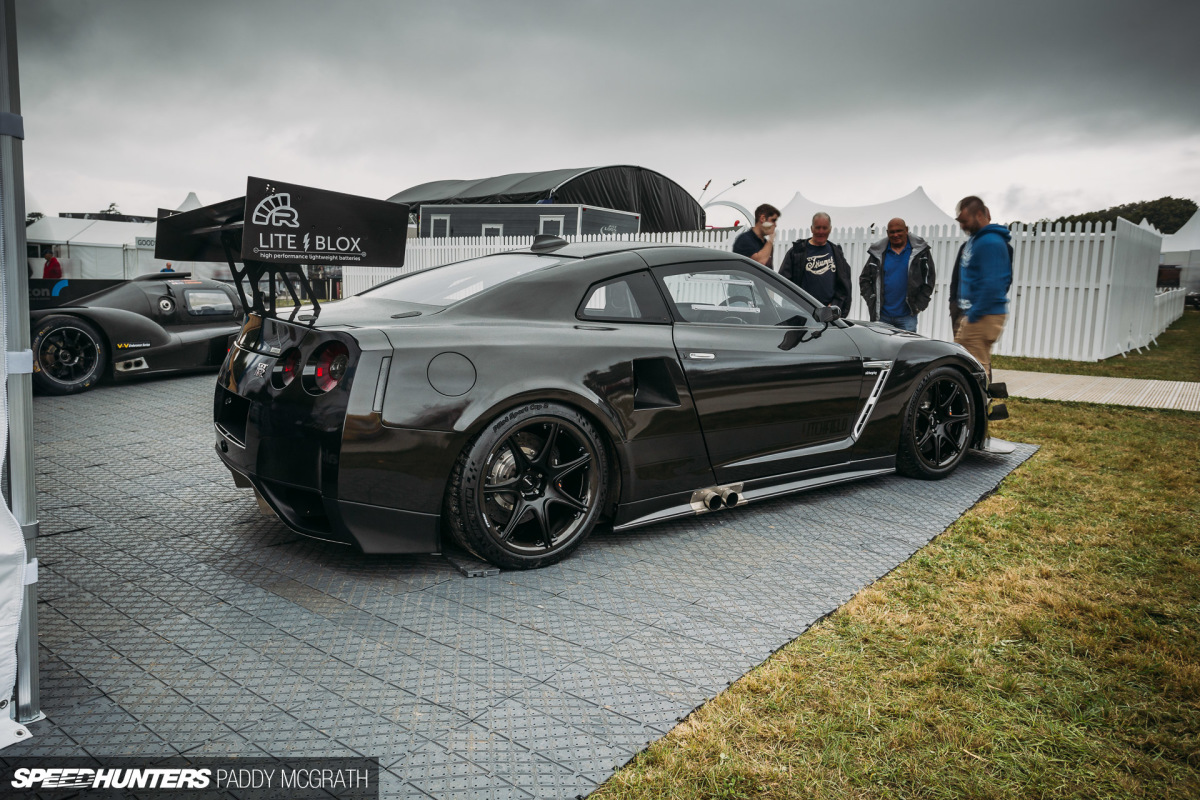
top-left (896, 366), bottom-right (975, 480)
top-left (31, 315), bottom-right (108, 396)
top-left (444, 402), bottom-right (610, 570)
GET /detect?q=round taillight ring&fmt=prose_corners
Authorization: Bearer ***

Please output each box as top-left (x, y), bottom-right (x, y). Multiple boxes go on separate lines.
top-left (271, 348), bottom-right (302, 389)
top-left (303, 341), bottom-right (351, 394)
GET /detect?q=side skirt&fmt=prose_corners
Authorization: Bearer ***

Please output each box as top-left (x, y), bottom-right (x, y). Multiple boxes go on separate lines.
top-left (612, 457), bottom-right (895, 532)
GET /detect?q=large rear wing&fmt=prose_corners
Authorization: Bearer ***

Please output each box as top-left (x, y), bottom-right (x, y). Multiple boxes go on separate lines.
top-left (155, 177), bottom-right (409, 322)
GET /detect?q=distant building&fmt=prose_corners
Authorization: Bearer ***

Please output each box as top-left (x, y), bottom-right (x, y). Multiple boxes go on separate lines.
top-left (418, 203), bottom-right (640, 238)
top-left (390, 165), bottom-right (704, 233)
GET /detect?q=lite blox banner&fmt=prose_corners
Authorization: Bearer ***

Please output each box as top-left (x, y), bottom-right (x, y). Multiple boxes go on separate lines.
top-left (241, 177), bottom-right (409, 268)
top-left (2, 757), bottom-right (378, 799)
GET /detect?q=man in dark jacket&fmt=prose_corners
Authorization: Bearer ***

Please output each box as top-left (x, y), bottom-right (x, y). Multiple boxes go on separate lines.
top-left (779, 212), bottom-right (852, 317)
top-left (859, 218), bottom-right (934, 331)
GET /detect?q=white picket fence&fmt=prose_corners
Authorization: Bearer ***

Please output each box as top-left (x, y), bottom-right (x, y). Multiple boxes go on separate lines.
top-left (344, 218), bottom-right (1182, 361)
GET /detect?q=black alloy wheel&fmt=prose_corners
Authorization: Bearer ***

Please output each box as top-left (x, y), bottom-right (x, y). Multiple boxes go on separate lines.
top-left (446, 402), bottom-right (609, 569)
top-left (896, 366), bottom-right (975, 479)
top-left (31, 315), bottom-right (108, 396)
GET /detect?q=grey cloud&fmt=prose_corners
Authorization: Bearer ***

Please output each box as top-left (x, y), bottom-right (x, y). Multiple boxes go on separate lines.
top-left (13, 0), bottom-right (1200, 219)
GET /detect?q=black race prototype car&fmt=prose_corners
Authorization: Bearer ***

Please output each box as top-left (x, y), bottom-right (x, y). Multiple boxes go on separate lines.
top-left (30, 274), bottom-right (244, 395)
top-left (213, 238), bottom-right (991, 569)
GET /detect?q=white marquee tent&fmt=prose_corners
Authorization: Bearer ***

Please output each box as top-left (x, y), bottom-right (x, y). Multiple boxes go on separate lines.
top-left (1160, 209), bottom-right (1200, 293)
top-left (25, 193), bottom-right (218, 280)
top-left (778, 186), bottom-right (956, 233)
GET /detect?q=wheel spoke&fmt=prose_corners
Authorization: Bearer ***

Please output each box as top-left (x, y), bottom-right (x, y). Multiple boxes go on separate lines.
top-left (549, 453), bottom-right (590, 481)
top-left (939, 384), bottom-right (962, 411)
top-left (483, 478), bottom-right (521, 496)
top-left (946, 412), bottom-right (969, 423)
top-left (933, 431), bottom-right (942, 463)
top-left (916, 427), bottom-right (934, 447)
top-left (528, 499), bottom-right (553, 549)
top-left (533, 423), bottom-right (560, 467)
top-left (498, 500), bottom-right (528, 541)
top-left (548, 486), bottom-right (588, 514)
top-left (505, 436), bottom-right (531, 471)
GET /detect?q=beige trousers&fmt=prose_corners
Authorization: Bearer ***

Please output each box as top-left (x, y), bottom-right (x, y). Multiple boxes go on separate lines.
top-left (954, 314), bottom-right (1006, 380)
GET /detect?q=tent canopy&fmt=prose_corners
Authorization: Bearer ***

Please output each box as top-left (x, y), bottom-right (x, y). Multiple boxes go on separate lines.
top-left (389, 165), bottom-right (704, 233)
top-left (1161, 208), bottom-right (1200, 253)
top-left (779, 186), bottom-right (955, 231)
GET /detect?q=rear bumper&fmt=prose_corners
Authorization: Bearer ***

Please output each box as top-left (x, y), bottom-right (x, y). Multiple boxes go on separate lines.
top-left (213, 319), bottom-right (449, 555)
top-left (218, 445), bottom-right (441, 554)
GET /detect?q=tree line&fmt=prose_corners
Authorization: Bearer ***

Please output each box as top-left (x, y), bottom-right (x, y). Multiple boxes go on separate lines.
top-left (1015, 196), bottom-right (1196, 234)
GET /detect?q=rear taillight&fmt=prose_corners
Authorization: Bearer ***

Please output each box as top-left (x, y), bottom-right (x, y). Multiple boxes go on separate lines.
top-left (272, 348), bottom-right (301, 389)
top-left (304, 341), bottom-right (350, 394)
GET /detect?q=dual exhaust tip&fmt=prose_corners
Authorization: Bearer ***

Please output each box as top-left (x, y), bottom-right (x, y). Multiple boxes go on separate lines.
top-left (698, 487), bottom-right (740, 511)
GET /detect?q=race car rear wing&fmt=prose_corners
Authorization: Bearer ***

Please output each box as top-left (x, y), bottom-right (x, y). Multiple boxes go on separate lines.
top-left (155, 177), bottom-right (409, 323)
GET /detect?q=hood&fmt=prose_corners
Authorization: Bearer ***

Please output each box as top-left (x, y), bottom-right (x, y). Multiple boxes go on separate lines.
top-left (974, 224), bottom-right (1011, 243)
top-left (867, 232), bottom-right (929, 262)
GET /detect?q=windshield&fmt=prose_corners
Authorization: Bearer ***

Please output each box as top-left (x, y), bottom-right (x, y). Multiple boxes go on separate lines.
top-left (361, 253), bottom-right (563, 307)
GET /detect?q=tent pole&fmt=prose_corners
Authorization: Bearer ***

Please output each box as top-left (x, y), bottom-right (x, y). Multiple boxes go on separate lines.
top-left (1, 0), bottom-right (40, 724)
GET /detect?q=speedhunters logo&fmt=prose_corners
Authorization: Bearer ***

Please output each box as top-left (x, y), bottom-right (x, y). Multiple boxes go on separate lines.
top-left (12, 767), bottom-right (211, 790)
top-left (4, 758), bottom-right (378, 798)
top-left (241, 176), bottom-right (409, 268)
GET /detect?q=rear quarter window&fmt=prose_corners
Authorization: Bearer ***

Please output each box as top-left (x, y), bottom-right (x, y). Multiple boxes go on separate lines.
top-left (577, 272), bottom-right (671, 323)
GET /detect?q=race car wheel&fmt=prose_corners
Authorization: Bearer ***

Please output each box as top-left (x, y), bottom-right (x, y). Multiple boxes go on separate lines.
top-left (896, 366), bottom-right (975, 480)
top-left (31, 315), bottom-right (108, 396)
top-left (445, 402), bottom-right (609, 570)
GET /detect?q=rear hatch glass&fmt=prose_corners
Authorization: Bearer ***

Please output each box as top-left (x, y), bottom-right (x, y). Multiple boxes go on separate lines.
top-left (361, 253), bottom-right (562, 308)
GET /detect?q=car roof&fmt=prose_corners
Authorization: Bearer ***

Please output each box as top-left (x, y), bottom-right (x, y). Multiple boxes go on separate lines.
top-left (516, 240), bottom-right (739, 266)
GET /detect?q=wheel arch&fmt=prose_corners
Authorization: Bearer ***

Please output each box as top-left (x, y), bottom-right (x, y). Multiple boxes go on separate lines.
top-left (31, 311), bottom-right (115, 374)
top-left (458, 388), bottom-right (629, 513)
top-left (914, 355), bottom-right (989, 449)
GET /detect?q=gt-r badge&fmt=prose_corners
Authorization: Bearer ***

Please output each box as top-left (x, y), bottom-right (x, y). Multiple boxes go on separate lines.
top-left (255, 363), bottom-right (269, 378)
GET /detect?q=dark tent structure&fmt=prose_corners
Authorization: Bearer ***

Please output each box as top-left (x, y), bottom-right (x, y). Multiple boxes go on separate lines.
top-left (388, 165), bottom-right (705, 233)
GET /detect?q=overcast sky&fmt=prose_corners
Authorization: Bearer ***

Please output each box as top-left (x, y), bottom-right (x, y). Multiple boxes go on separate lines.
top-left (14, 0), bottom-right (1200, 227)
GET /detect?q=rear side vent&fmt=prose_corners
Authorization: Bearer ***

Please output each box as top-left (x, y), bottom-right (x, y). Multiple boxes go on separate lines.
top-left (632, 357), bottom-right (681, 410)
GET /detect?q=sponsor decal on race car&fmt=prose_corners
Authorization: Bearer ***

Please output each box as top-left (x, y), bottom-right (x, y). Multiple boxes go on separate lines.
top-left (116, 342), bottom-right (151, 350)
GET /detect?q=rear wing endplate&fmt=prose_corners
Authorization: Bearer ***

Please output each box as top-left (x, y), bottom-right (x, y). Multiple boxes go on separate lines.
top-left (155, 176), bottom-right (409, 323)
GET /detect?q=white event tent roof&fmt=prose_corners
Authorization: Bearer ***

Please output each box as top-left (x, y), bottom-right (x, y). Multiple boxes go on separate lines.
top-left (1160, 208), bottom-right (1200, 254)
top-left (26, 193), bottom-right (209, 279)
top-left (778, 186), bottom-right (956, 232)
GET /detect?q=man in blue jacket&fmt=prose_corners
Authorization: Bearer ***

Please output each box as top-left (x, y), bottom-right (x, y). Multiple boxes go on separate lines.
top-left (953, 196), bottom-right (1011, 380)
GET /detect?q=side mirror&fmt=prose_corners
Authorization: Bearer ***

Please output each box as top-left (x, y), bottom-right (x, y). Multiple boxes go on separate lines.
top-left (814, 306), bottom-right (840, 324)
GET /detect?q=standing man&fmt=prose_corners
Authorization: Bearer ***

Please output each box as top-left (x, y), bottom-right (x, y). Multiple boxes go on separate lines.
top-left (859, 218), bottom-right (935, 332)
top-left (41, 248), bottom-right (61, 280)
top-left (732, 203), bottom-right (780, 267)
top-left (779, 212), bottom-right (852, 317)
top-left (953, 196), bottom-right (1011, 380)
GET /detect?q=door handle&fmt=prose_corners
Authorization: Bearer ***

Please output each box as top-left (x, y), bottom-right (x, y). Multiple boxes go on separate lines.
top-left (687, 352), bottom-right (716, 360)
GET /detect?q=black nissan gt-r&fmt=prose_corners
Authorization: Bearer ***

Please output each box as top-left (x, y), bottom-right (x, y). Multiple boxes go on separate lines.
top-left (212, 238), bottom-right (990, 569)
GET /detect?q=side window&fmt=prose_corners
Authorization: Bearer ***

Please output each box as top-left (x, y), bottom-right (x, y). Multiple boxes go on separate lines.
top-left (482, 224), bottom-right (503, 237)
top-left (184, 289), bottom-right (235, 316)
top-left (539, 215), bottom-right (565, 236)
top-left (430, 215), bottom-right (450, 238)
top-left (655, 263), bottom-right (814, 326)
top-left (577, 271), bottom-right (671, 323)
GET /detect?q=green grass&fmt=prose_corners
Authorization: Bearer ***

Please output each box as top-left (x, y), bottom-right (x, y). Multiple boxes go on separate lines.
top-left (596, 400), bottom-right (1200, 799)
top-left (992, 308), bottom-right (1200, 382)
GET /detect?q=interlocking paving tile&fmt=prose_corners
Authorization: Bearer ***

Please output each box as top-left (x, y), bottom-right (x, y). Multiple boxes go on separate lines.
top-left (29, 374), bottom-right (1036, 797)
